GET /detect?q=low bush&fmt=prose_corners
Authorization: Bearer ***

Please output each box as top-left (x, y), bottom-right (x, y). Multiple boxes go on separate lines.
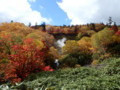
top-left (102, 58), bottom-right (120, 75)
top-left (60, 52), bottom-right (92, 67)
top-left (60, 54), bottom-right (78, 67)
top-left (7, 58), bottom-right (120, 89)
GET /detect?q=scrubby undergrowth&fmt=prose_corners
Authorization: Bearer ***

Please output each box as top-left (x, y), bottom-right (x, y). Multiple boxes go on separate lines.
top-left (2, 57), bottom-right (120, 90)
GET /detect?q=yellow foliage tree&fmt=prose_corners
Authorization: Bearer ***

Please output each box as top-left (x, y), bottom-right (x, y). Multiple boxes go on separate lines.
top-left (91, 28), bottom-right (114, 59)
top-left (91, 28), bottom-right (114, 49)
top-left (49, 47), bottom-right (60, 59)
top-left (62, 40), bottom-right (79, 54)
top-left (0, 22), bottom-right (34, 36)
top-left (26, 31), bottom-right (55, 47)
top-left (78, 37), bottom-right (92, 54)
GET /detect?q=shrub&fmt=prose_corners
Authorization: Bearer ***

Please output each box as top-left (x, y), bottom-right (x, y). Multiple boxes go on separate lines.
top-left (95, 23), bottom-right (105, 32)
top-left (71, 52), bottom-right (92, 66)
top-left (103, 58), bottom-right (120, 75)
top-left (112, 34), bottom-right (120, 43)
top-left (44, 47), bottom-right (60, 69)
top-left (91, 28), bottom-right (114, 59)
top-left (3, 38), bottom-right (53, 83)
top-left (44, 53), bottom-right (56, 69)
top-left (106, 33), bottom-right (120, 56)
top-left (76, 32), bottom-right (83, 40)
top-left (9, 58), bottom-right (120, 90)
top-left (106, 42), bottom-right (120, 56)
top-left (0, 32), bottom-right (23, 79)
top-left (60, 54), bottom-right (77, 67)
top-left (91, 60), bottom-right (99, 65)
top-left (62, 40), bottom-right (80, 54)
top-left (26, 32), bottom-right (55, 47)
top-left (91, 27), bottom-right (114, 49)
top-left (78, 37), bottom-right (92, 54)
top-left (60, 52), bottom-right (92, 67)
top-left (0, 22), bottom-right (34, 36)
top-left (0, 32), bottom-right (23, 59)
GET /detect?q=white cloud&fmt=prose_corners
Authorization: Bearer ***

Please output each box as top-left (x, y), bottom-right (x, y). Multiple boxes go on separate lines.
top-left (0, 0), bottom-right (51, 25)
top-left (28, 0), bottom-right (36, 2)
top-left (57, 0), bottom-right (120, 25)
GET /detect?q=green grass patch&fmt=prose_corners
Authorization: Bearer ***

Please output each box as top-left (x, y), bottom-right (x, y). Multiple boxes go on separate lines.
top-left (3, 57), bottom-right (120, 90)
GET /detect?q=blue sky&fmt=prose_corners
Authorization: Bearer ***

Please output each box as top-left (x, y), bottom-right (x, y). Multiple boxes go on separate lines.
top-left (0, 0), bottom-right (120, 26)
top-left (29, 0), bottom-right (71, 25)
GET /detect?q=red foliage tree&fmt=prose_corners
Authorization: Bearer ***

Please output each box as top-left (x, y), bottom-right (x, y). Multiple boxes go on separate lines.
top-left (111, 22), bottom-right (118, 32)
top-left (4, 38), bottom-right (53, 83)
top-left (115, 30), bottom-right (120, 35)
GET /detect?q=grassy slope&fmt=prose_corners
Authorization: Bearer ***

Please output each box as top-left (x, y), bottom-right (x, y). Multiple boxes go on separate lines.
top-left (8, 58), bottom-right (120, 90)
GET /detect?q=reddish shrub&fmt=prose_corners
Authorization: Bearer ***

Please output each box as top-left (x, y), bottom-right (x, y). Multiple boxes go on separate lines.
top-left (115, 30), bottom-right (120, 35)
top-left (111, 25), bottom-right (118, 32)
top-left (4, 38), bottom-right (53, 83)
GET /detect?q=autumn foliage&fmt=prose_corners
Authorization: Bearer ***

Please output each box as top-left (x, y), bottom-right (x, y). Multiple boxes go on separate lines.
top-left (3, 38), bottom-right (53, 83)
top-left (0, 23), bottom-right (54, 83)
top-left (0, 21), bottom-right (120, 84)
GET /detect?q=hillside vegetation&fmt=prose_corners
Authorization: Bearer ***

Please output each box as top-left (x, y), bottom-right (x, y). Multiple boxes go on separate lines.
top-left (7, 58), bottom-right (120, 89)
top-left (0, 22), bottom-right (120, 89)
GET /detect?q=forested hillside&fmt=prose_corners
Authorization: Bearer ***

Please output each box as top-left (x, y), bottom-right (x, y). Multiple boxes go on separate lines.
top-left (0, 22), bottom-right (120, 89)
